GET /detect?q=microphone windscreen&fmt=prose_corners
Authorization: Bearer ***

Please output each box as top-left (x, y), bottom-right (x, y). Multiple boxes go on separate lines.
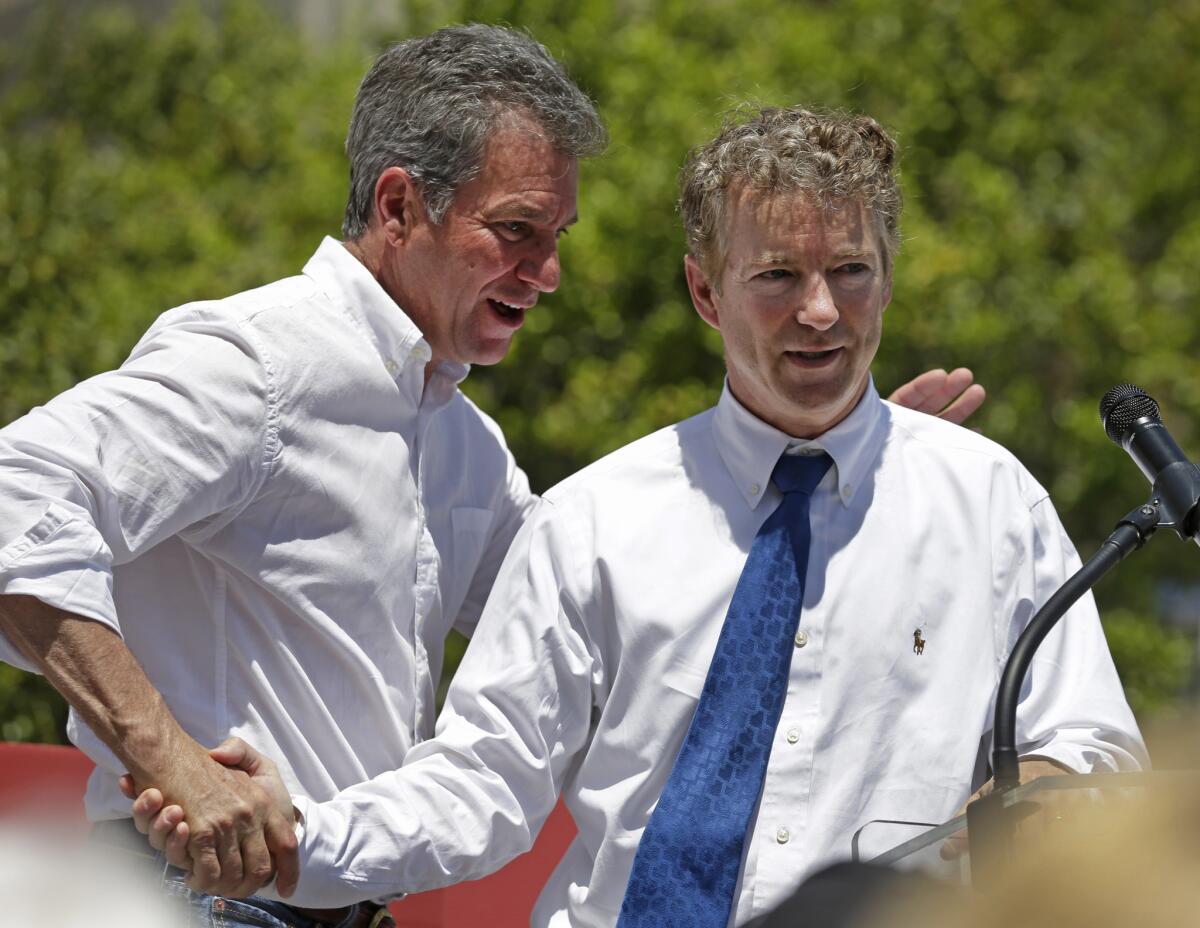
top-left (1100, 384), bottom-right (1161, 445)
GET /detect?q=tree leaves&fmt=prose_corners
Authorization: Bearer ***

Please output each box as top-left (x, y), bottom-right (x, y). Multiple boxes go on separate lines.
top-left (4, 0), bottom-right (1199, 738)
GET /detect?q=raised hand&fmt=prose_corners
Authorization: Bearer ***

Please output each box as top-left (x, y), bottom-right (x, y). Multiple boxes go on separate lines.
top-left (888, 368), bottom-right (986, 425)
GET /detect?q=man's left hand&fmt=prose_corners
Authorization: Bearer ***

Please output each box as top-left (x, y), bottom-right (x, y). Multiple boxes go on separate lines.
top-left (888, 368), bottom-right (986, 425)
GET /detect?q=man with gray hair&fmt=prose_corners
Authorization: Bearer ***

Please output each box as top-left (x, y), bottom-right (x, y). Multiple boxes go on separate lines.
top-left (141, 104), bottom-right (1143, 924)
top-left (0, 23), bottom-right (604, 928)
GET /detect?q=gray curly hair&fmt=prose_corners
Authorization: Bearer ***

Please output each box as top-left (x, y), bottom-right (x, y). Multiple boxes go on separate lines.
top-left (342, 24), bottom-right (607, 238)
top-left (679, 105), bottom-right (901, 285)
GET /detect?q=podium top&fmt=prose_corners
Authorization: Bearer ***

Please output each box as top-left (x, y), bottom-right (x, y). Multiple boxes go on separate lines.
top-left (862, 770), bottom-right (1199, 881)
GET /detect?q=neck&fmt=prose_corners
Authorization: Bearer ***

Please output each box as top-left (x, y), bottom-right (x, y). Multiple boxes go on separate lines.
top-left (341, 237), bottom-right (380, 278)
top-left (344, 238), bottom-right (444, 386)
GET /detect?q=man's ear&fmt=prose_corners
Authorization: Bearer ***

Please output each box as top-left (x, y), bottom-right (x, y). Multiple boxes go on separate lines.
top-left (373, 167), bottom-right (423, 246)
top-left (685, 254), bottom-right (721, 331)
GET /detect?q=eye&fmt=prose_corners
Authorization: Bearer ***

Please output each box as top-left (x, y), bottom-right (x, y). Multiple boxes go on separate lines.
top-left (496, 221), bottom-right (531, 241)
top-left (835, 262), bottom-right (870, 275)
top-left (756, 268), bottom-right (791, 281)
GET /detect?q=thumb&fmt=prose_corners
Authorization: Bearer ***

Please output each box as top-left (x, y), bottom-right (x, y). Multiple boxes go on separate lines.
top-left (208, 736), bottom-right (256, 772)
top-left (118, 773), bottom-right (136, 800)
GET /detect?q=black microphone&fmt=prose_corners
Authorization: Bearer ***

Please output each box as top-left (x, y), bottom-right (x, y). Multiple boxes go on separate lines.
top-left (1099, 384), bottom-right (1200, 541)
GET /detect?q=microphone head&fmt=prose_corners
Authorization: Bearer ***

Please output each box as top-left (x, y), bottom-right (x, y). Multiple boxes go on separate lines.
top-left (1100, 384), bottom-right (1162, 445)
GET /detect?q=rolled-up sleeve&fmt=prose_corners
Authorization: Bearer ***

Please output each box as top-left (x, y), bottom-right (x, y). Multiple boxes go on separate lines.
top-left (0, 308), bottom-right (277, 666)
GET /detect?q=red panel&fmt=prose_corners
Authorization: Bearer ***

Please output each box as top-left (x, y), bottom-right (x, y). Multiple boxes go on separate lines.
top-left (0, 741), bottom-right (94, 835)
top-left (390, 801), bottom-right (576, 927)
top-left (0, 742), bottom-right (576, 923)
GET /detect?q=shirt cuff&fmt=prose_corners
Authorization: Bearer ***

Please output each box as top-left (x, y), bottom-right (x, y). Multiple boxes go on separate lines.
top-left (0, 502), bottom-right (118, 669)
top-left (266, 794), bottom-right (399, 909)
top-left (255, 803), bottom-right (313, 905)
top-left (1019, 733), bottom-right (1145, 776)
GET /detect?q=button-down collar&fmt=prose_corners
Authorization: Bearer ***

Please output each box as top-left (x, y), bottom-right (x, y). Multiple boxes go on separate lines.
top-left (713, 377), bottom-right (888, 509)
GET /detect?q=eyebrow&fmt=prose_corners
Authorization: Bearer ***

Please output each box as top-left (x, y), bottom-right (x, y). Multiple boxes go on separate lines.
top-left (490, 202), bottom-right (578, 229)
top-left (749, 248), bottom-right (876, 265)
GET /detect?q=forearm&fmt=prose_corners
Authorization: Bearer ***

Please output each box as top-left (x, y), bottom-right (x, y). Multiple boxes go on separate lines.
top-left (284, 741), bottom-right (554, 907)
top-left (1, 591), bottom-right (299, 896)
top-left (287, 524), bottom-right (593, 905)
top-left (0, 593), bottom-right (203, 792)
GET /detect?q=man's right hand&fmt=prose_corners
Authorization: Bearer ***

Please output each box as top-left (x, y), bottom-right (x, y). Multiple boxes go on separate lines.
top-left (123, 737), bottom-right (298, 898)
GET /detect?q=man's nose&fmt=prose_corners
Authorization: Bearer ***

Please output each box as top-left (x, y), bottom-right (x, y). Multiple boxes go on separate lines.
top-left (517, 241), bottom-right (561, 293)
top-left (796, 275), bottom-right (838, 330)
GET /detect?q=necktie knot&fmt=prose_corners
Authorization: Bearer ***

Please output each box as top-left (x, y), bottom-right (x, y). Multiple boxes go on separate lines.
top-left (772, 452), bottom-right (832, 497)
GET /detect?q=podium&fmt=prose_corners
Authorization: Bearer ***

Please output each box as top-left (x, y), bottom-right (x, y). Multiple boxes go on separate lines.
top-left (862, 770), bottom-right (1200, 889)
top-left (747, 767), bottom-right (1200, 928)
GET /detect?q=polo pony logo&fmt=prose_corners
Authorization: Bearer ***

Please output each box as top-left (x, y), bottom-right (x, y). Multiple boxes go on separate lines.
top-left (912, 627), bottom-right (926, 655)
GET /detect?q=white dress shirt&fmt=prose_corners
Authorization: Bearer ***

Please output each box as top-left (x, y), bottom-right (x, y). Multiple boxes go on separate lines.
top-left (0, 237), bottom-right (535, 822)
top-left (291, 382), bottom-right (1142, 919)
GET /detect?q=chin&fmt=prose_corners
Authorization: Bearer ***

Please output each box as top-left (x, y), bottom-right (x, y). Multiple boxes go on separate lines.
top-left (469, 344), bottom-right (516, 367)
top-left (777, 391), bottom-right (857, 435)
top-left (780, 384), bottom-right (844, 415)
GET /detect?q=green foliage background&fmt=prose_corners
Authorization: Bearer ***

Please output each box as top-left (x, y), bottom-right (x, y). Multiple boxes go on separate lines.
top-left (3, 0), bottom-right (1199, 742)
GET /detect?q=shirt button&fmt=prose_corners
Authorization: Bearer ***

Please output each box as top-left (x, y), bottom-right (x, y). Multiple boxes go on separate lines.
top-left (785, 729), bottom-right (800, 744)
top-left (776, 827), bottom-right (791, 844)
top-left (385, 359), bottom-right (399, 375)
top-left (749, 483), bottom-right (761, 496)
top-left (841, 484), bottom-right (852, 499)
top-left (794, 630), bottom-right (809, 648)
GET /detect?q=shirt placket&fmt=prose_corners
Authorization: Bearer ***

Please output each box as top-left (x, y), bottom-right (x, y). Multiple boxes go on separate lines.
top-left (746, 509), bottom-right (828, 919)
top-left (409, 355), bottom-right (444, 741)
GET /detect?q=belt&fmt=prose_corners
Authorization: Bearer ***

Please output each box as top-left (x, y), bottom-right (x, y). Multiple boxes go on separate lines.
top-left (217, 898), bottom-right (395, 928)
top-left (283, 902), bottom-right (395, 928)
top-left (90, 819), bottom-right (396, 928)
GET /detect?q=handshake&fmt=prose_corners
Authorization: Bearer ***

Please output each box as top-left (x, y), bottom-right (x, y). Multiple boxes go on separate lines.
top-left (120, 738), bottom-right (297, 899)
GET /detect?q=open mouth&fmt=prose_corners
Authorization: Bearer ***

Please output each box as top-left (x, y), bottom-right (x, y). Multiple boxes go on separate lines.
top-left (488, 298), bottom-right (525, 322)
top-left (787, 348), bottom-right (840, 361)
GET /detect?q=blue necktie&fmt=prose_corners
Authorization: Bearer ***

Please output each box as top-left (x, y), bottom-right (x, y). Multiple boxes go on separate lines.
top-left (617, 452), bottom-right (832, 928)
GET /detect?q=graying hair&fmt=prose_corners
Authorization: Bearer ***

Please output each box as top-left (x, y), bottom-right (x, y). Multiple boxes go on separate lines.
top-left (679, 105), bottom-right (902, 284)
top-left (342, 24), bottom-right (607, 238)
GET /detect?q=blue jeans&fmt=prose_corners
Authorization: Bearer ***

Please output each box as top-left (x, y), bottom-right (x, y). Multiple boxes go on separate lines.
top-left (89, 821), bottom-right (381, 928)
top-left (159, 859), bottom-right (375, 928)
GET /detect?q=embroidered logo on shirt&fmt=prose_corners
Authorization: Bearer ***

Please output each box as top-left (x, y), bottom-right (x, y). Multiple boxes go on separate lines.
top-left (912, 626), bottom-right (927, 655)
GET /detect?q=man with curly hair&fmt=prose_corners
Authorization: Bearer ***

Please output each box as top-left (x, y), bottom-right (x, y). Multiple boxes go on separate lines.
top-left (137, 104), bottom-right (1143, 927)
